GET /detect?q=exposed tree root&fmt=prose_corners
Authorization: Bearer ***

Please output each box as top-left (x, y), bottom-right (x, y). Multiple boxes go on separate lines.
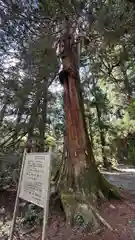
top-left (90, 205), bottom-right (113, 231)
top-left (57, 152), bottom-right (121, 232)
top-left (22, 226), bottom-right (37, 236)
top-left (61, 192), bottom-right (114, 232)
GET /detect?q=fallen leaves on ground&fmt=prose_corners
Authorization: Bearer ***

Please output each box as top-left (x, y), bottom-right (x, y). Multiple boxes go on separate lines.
top-left (0, 190), bottom-right (135, 239)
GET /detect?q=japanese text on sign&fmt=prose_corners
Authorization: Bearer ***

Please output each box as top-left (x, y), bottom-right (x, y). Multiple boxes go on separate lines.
top-left (19, 153), bottom-right (51, 208)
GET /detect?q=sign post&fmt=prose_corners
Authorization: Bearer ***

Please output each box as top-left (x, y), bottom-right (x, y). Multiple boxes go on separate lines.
top-left (42, 149), bottom-right (52, 240)
top-left (9, 150), bottom-right (51, 240)
top-left (9, 149), bottom-right (27, 240)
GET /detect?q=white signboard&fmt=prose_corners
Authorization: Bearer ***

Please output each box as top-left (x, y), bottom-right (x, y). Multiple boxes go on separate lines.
top-left (19, 153), bottom-right (51, 208)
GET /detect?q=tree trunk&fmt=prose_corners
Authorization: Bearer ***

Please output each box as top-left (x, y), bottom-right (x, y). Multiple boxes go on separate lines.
top-left (95, 103), bottom-right (108, 169)
top-left (27, 90), bottom-right (41, 152)
top-left (120, 46), bottom-right (132, 103)
top-left (60, 71), bottom-right (120, 227)
top-left (38, 78), bottom-right (48, 152)
top-left (91, 77), bottom-right (108, 169)
top-left (121, 64), bottom-right (132, 103)
top-left (120, 57), bottom-right (131, 162)
top-left (0, 96), bottom-right (9, 127)
top-left (87, 116), bottom-right (94, 150)
top-left (0, 104), bottom-right (7, 127)
top-left (58, 22), bottom-right (120, 227)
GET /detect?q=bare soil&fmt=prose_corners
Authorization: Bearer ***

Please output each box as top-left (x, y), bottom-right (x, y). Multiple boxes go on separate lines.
top-left (0, 189), bottom-right (135, 240)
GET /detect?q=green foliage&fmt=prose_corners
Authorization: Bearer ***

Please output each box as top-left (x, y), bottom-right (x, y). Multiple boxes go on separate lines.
top-left (46, 135), bottom-right (56, 147)
top-left (0, 0), bottom-right (135, 166)
top-left (21, 204), bottom-right (42, 227)
top-left (128, 98), bottom-right (135, 120)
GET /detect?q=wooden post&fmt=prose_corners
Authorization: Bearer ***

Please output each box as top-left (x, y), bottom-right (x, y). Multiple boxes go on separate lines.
top-left (42, 148), bottom-right (52, 240)
top-left (9, 149), bottom-right (27, 240)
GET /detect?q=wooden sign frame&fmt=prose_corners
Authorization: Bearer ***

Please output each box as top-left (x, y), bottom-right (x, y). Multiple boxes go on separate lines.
top-left (9, 149), bottom-right (52, 240)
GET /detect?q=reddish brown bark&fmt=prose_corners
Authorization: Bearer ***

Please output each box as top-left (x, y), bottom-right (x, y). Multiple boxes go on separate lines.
top-left (63, 70), bottom-right (93, 176)
top-left (61, 77), bottom-right (120, 197)
top-left (58, 28), bottom-right (95, 177)
top-left (58, 27), bottom-right (119, 202)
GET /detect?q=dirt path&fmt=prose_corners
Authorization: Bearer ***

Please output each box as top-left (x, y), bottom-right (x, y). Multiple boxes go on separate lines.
top-left (103, 167), bottom-right (135, 195)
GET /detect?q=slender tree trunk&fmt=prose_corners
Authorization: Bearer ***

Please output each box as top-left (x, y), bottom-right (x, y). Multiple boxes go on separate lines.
top-left (38, 78), bottom-right (48, 152)
top-left (95, 103), bottom-right (108, 169)
top-left (58, 19), bottom-right (120, 227)
top-left (121, 56), bottom-right (131, 162)
top-left (0, 104), bottom-right (7, 126)
top-left (87, 116), bottom-right (94, 149)
top-left (121, 64), bottom-right (132, 103)
top-left (27, 90), bottom-right (41, 152)
top-left (12, 106), bottom-right (25, 144)
top-left (91, 78), bottom-right (108, 169)
top-left (0, 97), bottom-right (8, 127)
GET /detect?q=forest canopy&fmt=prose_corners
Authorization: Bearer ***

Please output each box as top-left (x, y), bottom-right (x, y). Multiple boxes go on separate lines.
top-left (0, 0), bottom-right (134, 165)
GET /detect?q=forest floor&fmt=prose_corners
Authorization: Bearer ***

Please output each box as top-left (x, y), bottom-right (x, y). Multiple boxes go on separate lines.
top-left (0, 167), bottom-right (135, 239)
